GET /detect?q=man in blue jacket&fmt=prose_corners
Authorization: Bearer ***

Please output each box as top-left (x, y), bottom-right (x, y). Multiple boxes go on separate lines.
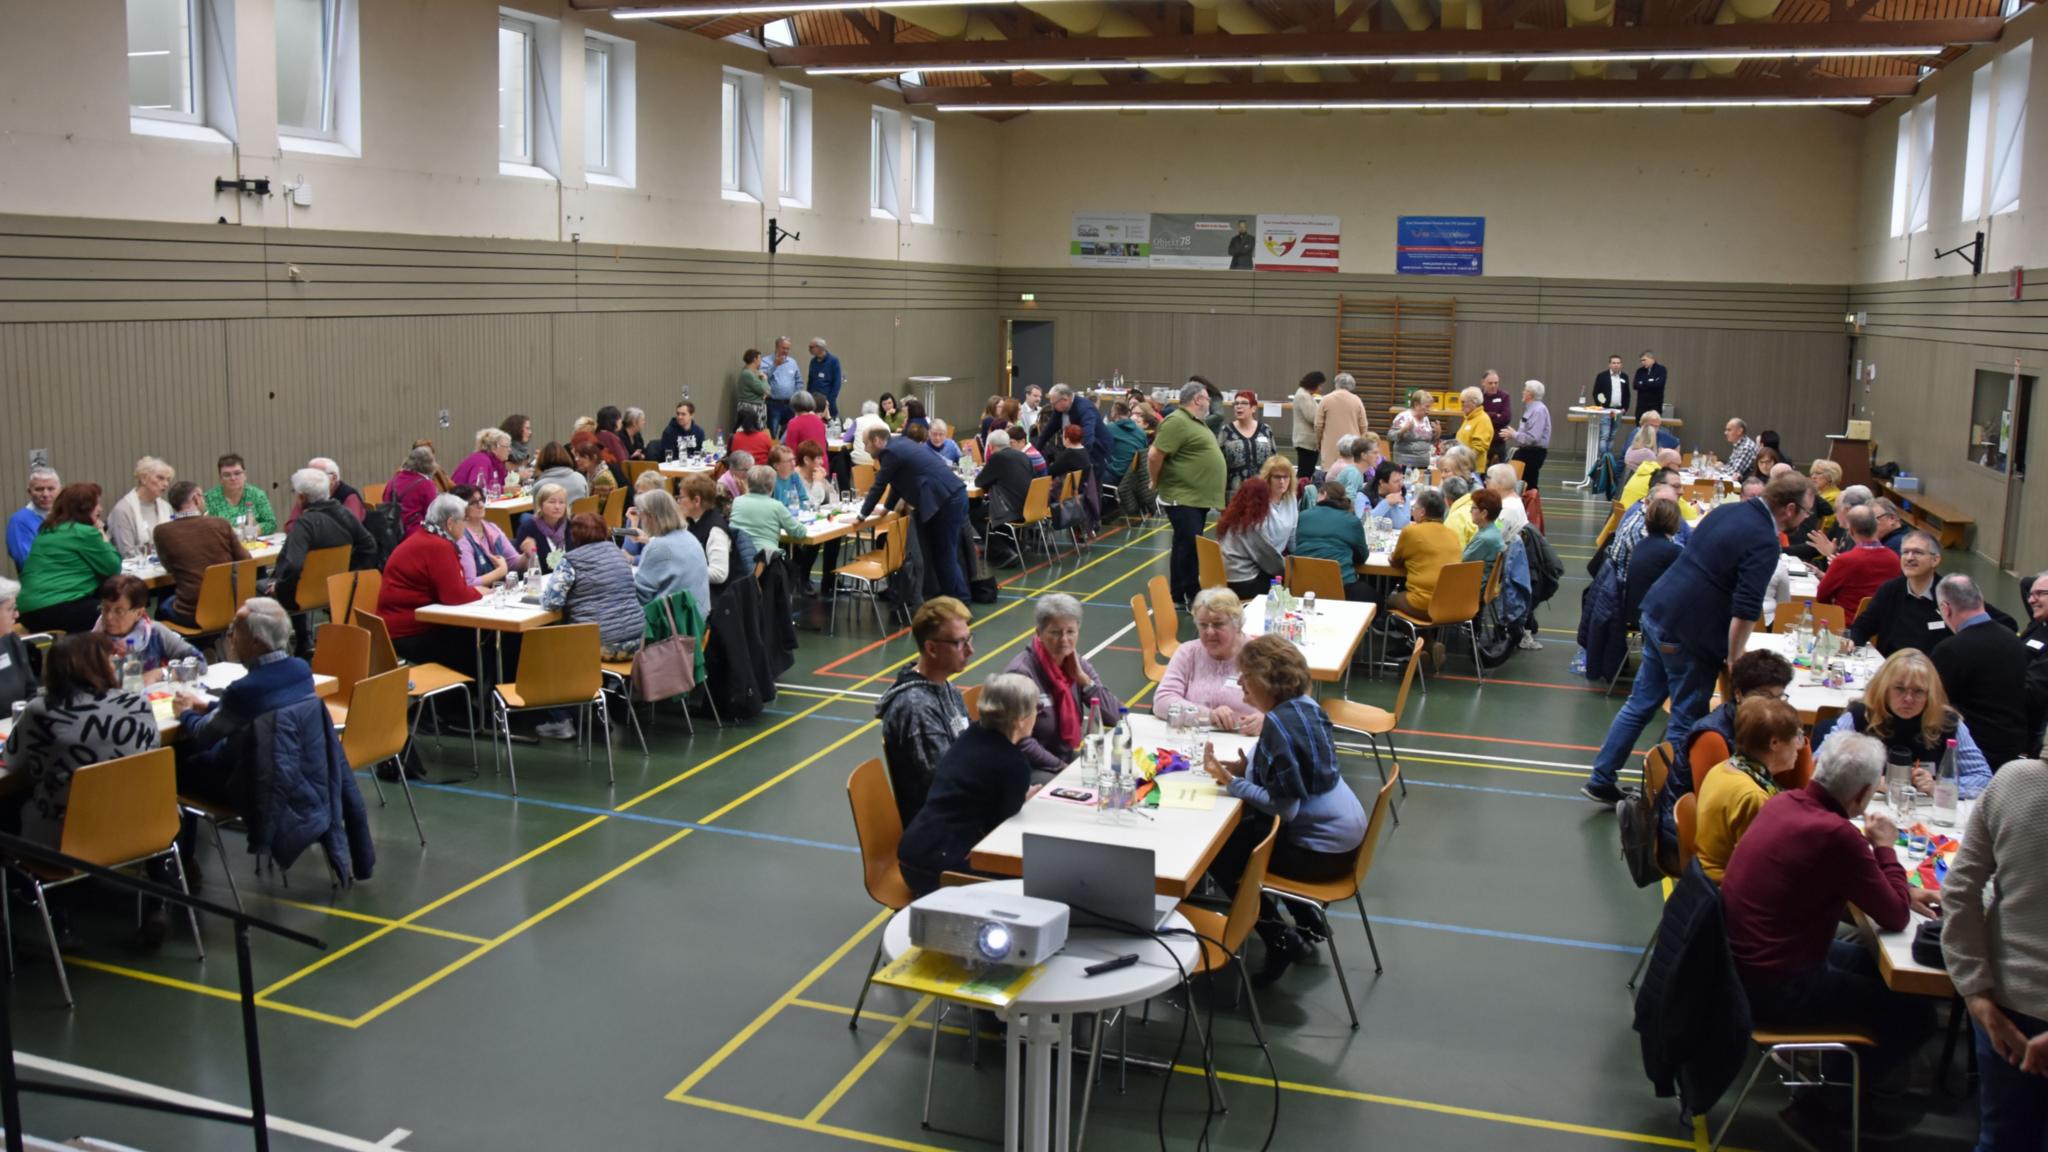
top-left (1582, 471), bottom-right (1813, 805)
top-left (174, 597), bottom-right (317, 802)
top-left (860, 426), bottom-right (971, 601)
top-left (1036, 384), bottom-right (1111, 531)
top-left (806, 337), bottom-right (844, 420)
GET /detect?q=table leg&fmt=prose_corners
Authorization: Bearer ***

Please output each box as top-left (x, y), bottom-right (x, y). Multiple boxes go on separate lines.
top-left (1026, 1013), bottom-right (1052, 1152)
top-left (1053, 1013), bottom-right (1072, 1152)
top-left (1005, 1009), bottom-right (1022, 1152)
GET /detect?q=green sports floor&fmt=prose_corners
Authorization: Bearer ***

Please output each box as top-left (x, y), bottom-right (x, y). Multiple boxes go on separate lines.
top-left (5, 489), bottom-right (2018, 1151)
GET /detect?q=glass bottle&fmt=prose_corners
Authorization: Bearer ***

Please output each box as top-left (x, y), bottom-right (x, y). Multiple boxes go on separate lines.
top-left (1930, 738), bottom-right (1959, 828)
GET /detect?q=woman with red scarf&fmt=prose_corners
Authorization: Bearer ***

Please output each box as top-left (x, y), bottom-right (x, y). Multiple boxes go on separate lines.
top-left (1002, 592), bottom-right (1123, 779)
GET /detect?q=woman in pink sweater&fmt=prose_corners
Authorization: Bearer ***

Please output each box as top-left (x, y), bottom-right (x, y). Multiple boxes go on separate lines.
top-left (1153, 587), bottom-right (1264, 736)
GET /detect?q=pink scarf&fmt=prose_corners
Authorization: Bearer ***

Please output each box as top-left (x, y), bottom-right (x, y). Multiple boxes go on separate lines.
top-left (1034, 637), bottom-right (1083, 750)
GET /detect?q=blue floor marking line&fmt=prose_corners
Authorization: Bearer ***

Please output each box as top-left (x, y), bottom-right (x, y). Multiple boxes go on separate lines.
top-left (1327, 910), bottom-right (1640, 955)
top-left (414, 783), bottom-right (862, 855)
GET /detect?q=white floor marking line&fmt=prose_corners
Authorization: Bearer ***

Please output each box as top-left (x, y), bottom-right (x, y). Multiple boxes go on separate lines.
top-left (1332, 739), bottom-right (1589, 771)
top-left (775, 681), bottom-right (884, 700)
top-left (376, 1129), bottom-right (413, 1148)
top-left (1084, 621), bottom-right (1135, 660)
top-left (11, 1052), bottom-right (414, 1152)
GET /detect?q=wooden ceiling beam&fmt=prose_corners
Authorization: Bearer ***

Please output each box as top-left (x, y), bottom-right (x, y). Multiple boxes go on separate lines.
top-left (765, 16), bottom-right (2000, 69)
top-left (903, 74), bottom-right (1920, 104)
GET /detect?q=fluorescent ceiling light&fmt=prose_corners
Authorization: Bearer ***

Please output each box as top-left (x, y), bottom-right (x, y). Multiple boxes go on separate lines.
top-left (615, 0), bottom-right (1060, 17)
top-left (933, 97), bottom-right (1875, 112)
top-left (127, 49), bottom-right (172, 57)
top-left (814, 46), bottom-right (1942, 75)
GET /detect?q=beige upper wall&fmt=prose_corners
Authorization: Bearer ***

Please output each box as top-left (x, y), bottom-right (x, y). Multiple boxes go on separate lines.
top-left (990, 105), bottom-right (1863, 282)
top-left (0, 0), bottom-right (1000, 265)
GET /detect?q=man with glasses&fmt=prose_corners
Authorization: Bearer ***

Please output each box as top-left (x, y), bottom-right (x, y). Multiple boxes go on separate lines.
top-left (876, 596), bottom-right (975, 826)
top-left (2024, 574), bottom-right (2047, 757)
top-left (1872, 498), bottom-right (1911, 553)
top-left (1848, 531), bottom-right (1949, 657)
top-left (1583, 471), bottom-right (1814, 806)
top-left (203, 453), bottom-right (277, 535)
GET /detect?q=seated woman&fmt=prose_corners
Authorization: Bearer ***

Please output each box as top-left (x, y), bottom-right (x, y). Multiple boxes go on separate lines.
top-left (1293, 480), bottom-right (1373, 602)
top-left (1324, 436), bottom-right (1367, 504)
top-left (1010, 422), bottom-right (1048, 476)
top-left (1829, 648), bottom-right (1992, 798)
top-left (849, 401), bottom-right (892, 467)
top-left (879, 392), bottom-right (905, 433)
top-left (501, 413), bottom-right (536, 472)
top-left (783, 391), bottom-right (828, 455)
top-left (450, 427), bottom-right (512, 491)
top-left (532, 442), bottom-right (587, 504)
top-left (1809, 459), bottom-right (1844, 533)
top-left (717, 451), bottom-right (754, 502)
top-left (569, 434), bottom-right (618, 499)
top-left (1154, 588), bottom-right (1263, 735)
top-left (1199, 634), bottom-right (1367, 984)
top-left (1258, 456), bottom-right (1300, 550)
top-left (1459, 488), bottom-right (1506, 589)
top-left (901, 398), bottom-right (930, 434)
top-left (18, 483), bottom-right (122, 635)
top-left (1659, 649), bottom-right (1806, 868)
top-left (0, 579), bottom-right (36, 712)
top-left (729, 408), bottom-right (774, 465)
top-left (1623, 497), bottom-right (1685, 630)
top-left (540, 513), bottom-right (646, 664)
top-left (1048, 422), bottom-right (1091, 491)
top-left (631, 489), bottom-right (710, 614)
top-left (788, 443), bottom-right (840, 595)
top-left (107, 457), bottom-right (174, 558)
top-left (1363, 461), bottom-right (1410, 528)
top-left (1694, 695), bottom-right (1803, 883)
top-left (1624, 417), bottom-right (1664, 471)
top-left (378, 494), bottom-right (484, 676)
top-left (450, 485), bottom-right (532, 589)
top-left (93, 574), bottom-right (204, 679)
top-left (386, 444), bottom-right (443, 539)
top-left (4, 632), bottom-right (157, 849)
top-left (678, 475), bottom-right (756, 592)
top-left (1216, 478), bottom-right (1285, 600)
top-left (1002, 594), bottom-right (1122, 778)
top-left (516, 483), bottom-right (571, 568)
top-left (1387, 487), bottom-right (1460, 618)
top-left (1483, 463), bottom-right (1529, 540)
top-left (729, 466), bottom-right (807, 561)
top-left (896, 672), bottom-right (1041, 897)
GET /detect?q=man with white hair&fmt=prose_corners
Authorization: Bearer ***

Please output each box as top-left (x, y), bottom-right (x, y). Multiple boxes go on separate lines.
top-left (7, 466), bottom-right (60, 573)
top-left (271, 467), bottom-right (377, 612)
top-left (1501, 380), bottom-right (1550, 490)
top-left (849, 400), bottom-right (890, 467)
top-left (975, 429), bottom-right (1033, 541)
top-left (174, 598), bottom-right (317, 788)
top-left (1722, 730), bottom-right (1936, 1142)
top-left (926, 419), bottom-right (961, 465)
top-left (805, 337), bottom-right (843, 420)
top-left (1934, 573), bottom-right (2035, 770)
top-left (1034, 383), bottom-right (1110, 531)
top-left (285, 456), bottom-right (366, 529)
top-left (1314, 372), bottom-right (1368, 471)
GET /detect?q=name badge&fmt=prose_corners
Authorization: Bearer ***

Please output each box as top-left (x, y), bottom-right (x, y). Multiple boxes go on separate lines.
top-left (1223, 675), bottom-right (1241, 692)
top-left (2029, 639), bottom-right (2045, 650)
top-left (951, 712), bottom-right (969, 734)
top-left (0, 651), bottom-right (10, 672)
top-left (1928, 620), bottom-right (1947, 631)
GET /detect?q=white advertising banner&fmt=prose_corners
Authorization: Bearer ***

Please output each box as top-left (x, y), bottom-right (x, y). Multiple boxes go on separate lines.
top-left (1252, 213), bottom-right (1341, 273)
top-left (1069, 213), bottom-right (1151, 267)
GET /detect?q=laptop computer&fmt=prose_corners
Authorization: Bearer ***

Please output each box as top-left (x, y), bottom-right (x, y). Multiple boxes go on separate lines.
top-left (1021, 834), bottom-right (1178, 932)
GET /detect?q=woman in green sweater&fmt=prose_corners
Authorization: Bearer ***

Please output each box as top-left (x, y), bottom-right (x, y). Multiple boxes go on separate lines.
top-left (19, 483), bottom-right (122, 634)
top-left (736, 347), bottom-right (770, 429)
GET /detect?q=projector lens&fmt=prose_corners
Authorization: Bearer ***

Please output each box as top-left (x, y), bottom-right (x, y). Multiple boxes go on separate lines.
top-left (977, 922), bottom-right (1012, 962)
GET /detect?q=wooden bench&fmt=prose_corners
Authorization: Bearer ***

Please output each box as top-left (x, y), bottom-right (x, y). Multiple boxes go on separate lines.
top-left (1881, 484), bottom-right (1974, 551)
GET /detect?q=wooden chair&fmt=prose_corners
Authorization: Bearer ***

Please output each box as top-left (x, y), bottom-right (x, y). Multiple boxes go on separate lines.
top-left (355, 608), bottom-right (477, 773)
top-left (484, 505), bottom-right (517, 540)
top-left (1592, 502), bottom-right (1625, 553)
top-left (310, 622), bottom-right (371, 728)
top-left (1130, 594), bottom-right (1169, 682)
top-left (1643, 742), bottom-right (1673, 814)
top-left (1324, 637), bottom-right (1421, 823)
top-left (830, 512), bottom-right (907, 635)
top-left (1809, 603), bottom-right (1847, 635)
top-left (290, 545), bottom-right (354, 614)
top-left (490, 622), bottom-right (612, 794)
top-left (569, 495), bottom-right (600, 519)
top-left (8, 748), bottom-right (201, 1005)
top-left (624, 460), bottom-right (662, 486)
top-left (989, 476), bottom-right (1053, 564)
top-left (361, 482), bottom-right (386, 507)
top-left (1174, 820), bottom-right (1278, 1105)
top-left (1853, 595), bottom-right (1874, 626)
top-left (342, 667), bottom-right (427, 844)
top-left (1147, 576), bottom-right (1181, 657)
top-left (959, 683), bottom-right (982, 720)
top-left (852, 463), bottom-right (877, 496)
top-left (1196, 534), bottom-right (1228, 592)
top-left (326, 568), bottom-right (383, 628)
top-left (846, 757), bottom-right (914, 1028)
top-left (1285, 555), bottom-right (1347, 603)
top-left (1263, 768), bottom-right (1400, 1029)
top-left (1509, 459), bottom-right (1526, 484)
top-left (161, 560), bottom-right (261, 645)
top-left (1387, 560), bottom-right (1487, 685)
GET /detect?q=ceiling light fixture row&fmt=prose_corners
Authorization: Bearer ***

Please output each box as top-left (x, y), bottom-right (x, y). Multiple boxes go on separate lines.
top-left (614, 0), bottom-right (1046, 16)
top-left (927, 97), bottom-right (1876, 111)
top-left (811, 46), bottom-right (1943, 75)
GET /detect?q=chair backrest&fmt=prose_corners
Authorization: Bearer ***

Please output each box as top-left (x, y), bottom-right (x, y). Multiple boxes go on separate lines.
top-left (846, 757), bottom-right (913, 911)
top-left (1425, 560), bottom-right (1486, 625)
top-left (1060, 470), bottom-right (1081, 501)
top-left (361, 482), bottom-right (386, 507)
top-left (293, 545), bottom-right (355, 613)
top-left (1286, 555), bottom-right (1347, 602)
top-left (1219, 819), bottom-right (1281, 954)
top-left (959, 682), bottom-right (982, 719)
top-left (603, 487), bottom-right (630, 530)
top-left (1130, 594), bottom-right (1168, 681)
top-left (569, 496), bottom-right (600, 519)
top-left (484, 506), bottom-right (517, 540)
top-left (1481, 546), bottom-right (1507, 605)
top-left (512, 623), bottom-right (602, 705)
top-left (1593, 503), bottom-right (1624, 552)
top-left (1854, 595), bottom-right (1874, 623)
top-left (1509, 459), bottom-right (1526, 482)
top-left (1809, 603), bottom-right (1847, 635)
top-left (326, 568), bottom-right (383, 628)
top-left (1195, 535), bottom-right (1227, 591)
top-left (355, 608), bottom-right (401, 675)
top-left (1675, 792), bottom-right (1699, 874)
top-left (852, 463), bottom-right (877, 494)
top-left (879, 512), bottom-right (909, 576)
top-left (1351, 766), bottom-right (1402, 893)
top-left (1147, 575), bottom-right (1180, 656)
top-left (1388, 637), bottom-right (1424, 722)
top-left (192, 560), bottom-right (261, 633)
top-left (310, 622), bottom-right (371, 708)
top-left (1644, 742), bottom-right (1674, 804)
top-left (963, 438), bottom-right (983, 464)
top-left (1020, 476), bottom-right (1053, 523)
top-left (339, 666), bottom-right (411, 770)
top-left (624, 460), bottom-right (661, 485)
top-left (58, 747), bottom-right (180, 867)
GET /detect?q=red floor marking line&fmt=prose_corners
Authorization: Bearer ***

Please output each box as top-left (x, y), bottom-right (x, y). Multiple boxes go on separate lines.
top-left (1393, 727), bottom-right (1603, 753)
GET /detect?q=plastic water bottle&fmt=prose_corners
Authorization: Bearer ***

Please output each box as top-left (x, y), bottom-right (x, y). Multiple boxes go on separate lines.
top-left (1265, 578), bottom-right (1283, 632)
top-left (121, 650), bottom-right (143, 692)
top-left (1792, 601), bottom-right (1814, 659)
top-left (1931, 739), bottom-right (1959, 827)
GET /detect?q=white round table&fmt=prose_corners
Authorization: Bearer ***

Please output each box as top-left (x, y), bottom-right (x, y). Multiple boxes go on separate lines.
top-left (907, 375), bottom-right (951, 417)
top-left (883, 880), bottom-right (1200, 1152)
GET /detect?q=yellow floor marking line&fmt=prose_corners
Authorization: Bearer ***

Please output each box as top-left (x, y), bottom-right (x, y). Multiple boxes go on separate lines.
top-left (678, 1094), bottom-right (957, 1152)
top-left (804, 993), bottom-right (935, 1123)
top-left (271, 899), bottom-right (492, 946)
top-left (60, 957), bottom-right (357, 1028)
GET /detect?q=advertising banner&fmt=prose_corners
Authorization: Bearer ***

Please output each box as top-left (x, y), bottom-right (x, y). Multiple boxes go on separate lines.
top-left (1069, 213), bottom-right (1151, 267)
top-left (1252, 214), bottom-right (1341, 272)
top-left (1396, 215), bottom-right (1486, 276)
top-left (1149, 213), bottom-right (1258, 270)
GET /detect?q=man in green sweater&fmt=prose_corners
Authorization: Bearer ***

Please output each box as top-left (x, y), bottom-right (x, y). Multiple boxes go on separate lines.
top-left (1293, 480), bottom-right (1372, 602)
top-left (1149, 382), bottom-right (1226, 609)
top-left (203, 453), bottom-right (277, 535)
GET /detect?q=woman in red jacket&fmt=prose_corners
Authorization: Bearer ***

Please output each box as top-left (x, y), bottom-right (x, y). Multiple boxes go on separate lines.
top-left (378, 493), bottom-right (482, 674)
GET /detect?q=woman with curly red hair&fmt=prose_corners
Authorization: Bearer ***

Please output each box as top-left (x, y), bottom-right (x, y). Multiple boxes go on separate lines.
top-left (1215, 477), bottom-right (1284, 599)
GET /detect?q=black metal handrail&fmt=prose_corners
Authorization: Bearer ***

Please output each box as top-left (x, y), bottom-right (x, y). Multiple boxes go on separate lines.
top-left (0, 831), bottom-right (325, 1152)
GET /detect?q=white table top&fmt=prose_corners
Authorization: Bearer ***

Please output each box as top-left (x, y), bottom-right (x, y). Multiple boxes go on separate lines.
top-left (1852, 799), bottom-right (1974, 997)
top-left (1786, 572), bottom-right (1821, 602)
top-left (0, 663), bottom-right (336, 743)
top-left (882, 880), bottom-right (1198, 1017)
top-left (484, 495), bottom-right (533, 512)
top-left (970, 714), bottom-right (1249, 898)
top-left (1739, 632), bottom-right (1878, 720)
top-left (657, 461), bottom-right (718, 477)
top-left (413, 599), bottom-right (560, 631)
top-left (1240, 594), bottom-right (1375, 681)
top-left (122, 534), bottom-right (284, 585)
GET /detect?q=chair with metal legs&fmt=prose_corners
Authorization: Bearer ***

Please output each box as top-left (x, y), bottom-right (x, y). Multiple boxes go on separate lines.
top-left (1323, 640), bottom-right (1421, 825)
top-left (1172, 820), bottom-right (1280, 1109)
top-left (845, 757), bottom-right (913, 1029)
top-left (1262, 768), bottom-right (1400, 1029)
top-left (342, 666), bottom-right (428, 844)
top-left (488, 623), bottom-right (613, 794)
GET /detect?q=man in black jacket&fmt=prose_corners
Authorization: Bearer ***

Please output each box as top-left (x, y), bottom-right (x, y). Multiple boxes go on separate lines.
top-left (656, 400), bottom-right (707, 460)
top-left (1848, 532), bottom-right (1947, 656)
top-left (2023, 573), bottom-right (2047, 757)
top-left (1632, 351), bottom-right (1668, 420)
top-left (1933, 574), bottom-right (2035, 770)
top-left (975, 430), bottom-right (1034, 534)
top-left (272, 468), bottom-right (377, 613)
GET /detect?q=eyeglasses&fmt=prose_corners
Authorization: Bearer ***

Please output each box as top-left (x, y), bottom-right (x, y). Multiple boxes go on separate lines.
top-left (929, 635), bottom-right (973, 650)
top-left (1900, 548), bottom-right (1936, 559)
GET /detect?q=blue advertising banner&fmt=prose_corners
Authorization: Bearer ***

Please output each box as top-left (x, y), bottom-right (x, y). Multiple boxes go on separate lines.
top-left (1396, 216), bottom-right (1485, 276)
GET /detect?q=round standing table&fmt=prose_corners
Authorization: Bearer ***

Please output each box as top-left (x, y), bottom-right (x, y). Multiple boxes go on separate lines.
top-left (882, 880), bottom-right (1200, 1152)
top-left (907, 375), bottom-right (952, 418)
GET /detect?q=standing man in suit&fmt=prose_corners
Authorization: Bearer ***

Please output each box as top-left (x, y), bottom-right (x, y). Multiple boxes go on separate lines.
top-left (1633, 351), bottom-right (1668, 422)
top-left (1592, 355), bottom-right (1630, 456)
top-left (861, 426), bottom-right (971, 601)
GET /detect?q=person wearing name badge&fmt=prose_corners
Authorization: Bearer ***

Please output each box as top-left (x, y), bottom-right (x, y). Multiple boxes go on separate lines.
top-left (876, 597), bottom-right (975, 827)
top-left (1592, 355), bottom-right (1630, 453)
top-left (1155, 588), bottom-right (1265, 735)
top-left (895, 672), bottom-right (1041, 898)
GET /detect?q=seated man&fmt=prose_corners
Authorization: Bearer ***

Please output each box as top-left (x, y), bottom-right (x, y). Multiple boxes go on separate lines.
top-left (976, 429), bottom-right (1035, 533)
top-left (1848, 531), bottom-right (1945, 656)
top-left (1873, 498), bottom-right (1910, 553)
top-left (1717, 418), bottom-right (1759, 482)
top-left (203, 453), bottom-right (277, 535)
top-left (875, 597), bottom-right (974, 827)
top-left (1292, 480), bottom-right (1372, 602)
top-left (1813, 505), bottom-right (1899, 614)
top-left (1619, 448), bottom-right (1685, 510)
top-left (7, 467), bottom-right (59, 574)
top-left (926, 420), bottom-right (962, 466)
top-left (271, 467), bottom-right (378, 613)
top-left (283, 457), bottom-right (368, 529)
top-left (151, 479), bottom-right (249, 627)
top-left (1602, 475), bottom-right (1690, 581)
top-left (1721, 730), bottom-right (1937, 1141)
top-left (173, 598), bottom-right (314, 804)
top-left (1692, 695), bottom-right (1802, 883)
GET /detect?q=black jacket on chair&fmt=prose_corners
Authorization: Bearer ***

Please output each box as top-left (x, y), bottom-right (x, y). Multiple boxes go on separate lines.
top-left (1633, 861), bottom-right (1752, 1118)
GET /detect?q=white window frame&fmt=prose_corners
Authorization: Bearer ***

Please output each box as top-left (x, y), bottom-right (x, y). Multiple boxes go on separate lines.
top-left (1890, 111), bottom-right (1911, 239)
top-left (1909, 95), bottom-right (1935, 235)
top-left (722, 68), bottom-right (764, 203)
top-left (870, 106), bottom-right (902, 220)
top-left (778, 82), bottom-right (812, 208)
top-left (909, 115), bottom-right (935, 224)
top-left (128, 0), bottom-right (204, 125)
top-left (128, 0), bottom-right (237, 143)
top-left (499, 14), bottom-right (536, 166)
top-left (581, 33), bottom-right (634, 186)
top-left (277, 0), bottom-right (360, 157)
top-left (498, 9), bottom-right (562, 181)
top-left (1989, 41), bottom-right (2030, 217)
top-left (1962, 63), bottom-right (1991, 222)
top-left (275, 0), bottom-right (340, 140)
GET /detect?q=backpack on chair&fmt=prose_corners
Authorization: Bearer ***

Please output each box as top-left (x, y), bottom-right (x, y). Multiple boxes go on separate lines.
top-left (1616, 781), bottom-right (1663, 888)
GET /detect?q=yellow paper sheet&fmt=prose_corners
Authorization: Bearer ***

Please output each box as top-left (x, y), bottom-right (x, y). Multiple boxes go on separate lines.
top-left (1158, 778), bottom-right (1219, 810)
top-left (872, 947), bottom-right (1043, 1009)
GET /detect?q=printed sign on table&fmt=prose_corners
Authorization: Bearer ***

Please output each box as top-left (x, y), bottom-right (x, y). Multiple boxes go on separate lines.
top-left (1069, 213), bottom-right (1151, 267)
top-left (1252, 213), bottom-right (1341, 272)
top-left (1396, 216), bottom-right (1485, 276)
top-left (1149, 213), bottom-right (1258, 270)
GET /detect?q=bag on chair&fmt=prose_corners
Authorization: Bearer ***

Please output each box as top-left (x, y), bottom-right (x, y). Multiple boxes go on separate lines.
top-left (1616, 784), bottom-right (1663, 888)
top-left (631, 595), bottom-right (698, 701)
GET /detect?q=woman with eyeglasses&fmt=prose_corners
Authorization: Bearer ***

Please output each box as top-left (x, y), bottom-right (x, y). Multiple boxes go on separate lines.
top-left (449, 485), bottom-right (532, 589)
top-left (1153, 588), bottom-right (1264, 736)
top-left (1002, 595), bottom-right (1121, 777)
top-left (1829, 647), bottom-right (1991, 798)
